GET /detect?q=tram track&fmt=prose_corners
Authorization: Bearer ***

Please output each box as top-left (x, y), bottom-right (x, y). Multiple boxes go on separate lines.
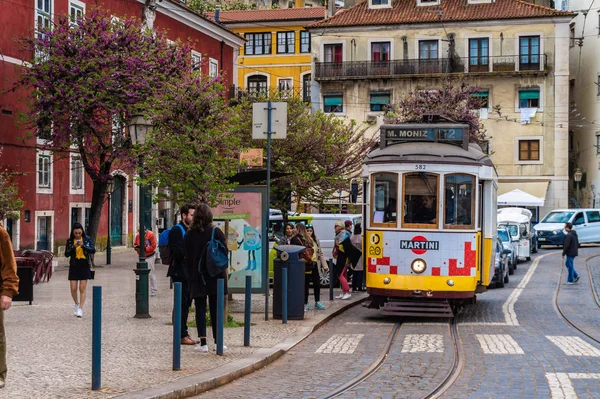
top-left (319, 319), bottom-right (464, 399)
top-left (553, 253), bottom-right (600, 345)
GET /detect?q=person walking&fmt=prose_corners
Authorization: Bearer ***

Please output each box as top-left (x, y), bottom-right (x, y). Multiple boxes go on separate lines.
top-left (292, 223), bottom-right (325, 311)
top-left (65, 222), bottom-right (95, 318)
top-left (333, 221), bottom-right (352, 300)
top-left (185, 203), bottom-right (228, 353)
top-left (562, 222), bottom-right (580, 285)
top-left (167, 204), bottom-right (199, 346)
top-left (0, 226), bottom-right (19, 389)
top-left (134, 227), bottom-right (158, 296)
top-left (350, 223), bottom-right (364, 292)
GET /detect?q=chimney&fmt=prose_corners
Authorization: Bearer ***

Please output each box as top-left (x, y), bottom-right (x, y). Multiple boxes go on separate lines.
top-left (215, 7), bottom-right (220, 23)
top-left (327, 0), bottom-right (335, 17)
top-left (295, 0), bottom-right (305, 7)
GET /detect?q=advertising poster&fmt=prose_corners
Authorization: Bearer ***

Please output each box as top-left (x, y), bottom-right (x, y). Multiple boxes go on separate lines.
top-left (212, 189), bottom-right (265, 292)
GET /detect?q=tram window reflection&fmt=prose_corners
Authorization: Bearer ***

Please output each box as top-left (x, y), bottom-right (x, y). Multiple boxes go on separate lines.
top-left (403, 173), bottom-right (439, 227)
top-left (444, 175), bottom-right (475, 228)
top-left (372, 173), bottom-right (398, 224)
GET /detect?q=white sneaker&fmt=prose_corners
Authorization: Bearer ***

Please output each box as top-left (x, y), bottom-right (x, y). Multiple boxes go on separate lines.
top-left (335, 294), bottom-right (344, 299)
top-left (341, 293), bottom-right (352, 300)
top-left (76, 307), bottom-right (83, 318)
top-left (151, 290), bottom-right (158, 297)
top-left (74, 304), bottom-right (80, 316)
top-left (194, 344), bottom-right (209, 353)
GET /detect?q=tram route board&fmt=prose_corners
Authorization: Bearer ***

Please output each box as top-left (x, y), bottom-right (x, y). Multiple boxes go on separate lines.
top-left (380, 124), bottom-right (470, 150)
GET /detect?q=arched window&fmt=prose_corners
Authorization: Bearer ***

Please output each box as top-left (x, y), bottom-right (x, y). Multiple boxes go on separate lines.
top-left (444, 174), bottom-right (475, 229)
top-left (247, 75), bottom-right (268, 95)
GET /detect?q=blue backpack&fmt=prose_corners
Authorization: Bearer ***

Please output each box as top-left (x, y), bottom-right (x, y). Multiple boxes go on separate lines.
top-left (200, 227), bottom-right (229, 277)
top-left (158, 224), bottom-right (185, 265)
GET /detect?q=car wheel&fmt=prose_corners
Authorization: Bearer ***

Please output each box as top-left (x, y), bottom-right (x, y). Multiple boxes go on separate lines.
top-left (508, 262), bottom-right (514, 275)
top-left (319, 268), bottom-right (330, 288)
top-left (532, 240), bottom-right (538, 253)
top-left (504, 271), bottom-right (509, 284)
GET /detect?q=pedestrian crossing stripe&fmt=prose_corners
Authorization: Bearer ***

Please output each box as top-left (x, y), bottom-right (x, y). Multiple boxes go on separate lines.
top-left (546, 336), bottom-right (600, 357)
top-left (316, 334), bottom-right (364, 354)
top-left (475, 334), bottom-right (524, 354)
top-left (546, 373), bottom-right (600, 398)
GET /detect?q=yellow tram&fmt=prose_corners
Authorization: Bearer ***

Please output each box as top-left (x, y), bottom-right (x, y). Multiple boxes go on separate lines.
top-left (364, 123), bottom-right (498, 317)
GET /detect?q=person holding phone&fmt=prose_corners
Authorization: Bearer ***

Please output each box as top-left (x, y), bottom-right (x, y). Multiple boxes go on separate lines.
top-left (65, 222), bottom-right (95, 317)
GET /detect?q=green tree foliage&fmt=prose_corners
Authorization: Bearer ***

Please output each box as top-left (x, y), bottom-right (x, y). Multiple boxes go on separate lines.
top-left (188, 0), bottom-right (254, 14)
top-left (385, 79), bottom-right (486, 142)
top-left (230, 95), bottom-right (376, 214)
top-left (0, 152), bottom-right (24, 221)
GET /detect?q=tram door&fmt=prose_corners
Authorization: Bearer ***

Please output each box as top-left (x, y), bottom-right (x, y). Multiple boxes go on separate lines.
top-left (478, 183), bottom-right (484, 284)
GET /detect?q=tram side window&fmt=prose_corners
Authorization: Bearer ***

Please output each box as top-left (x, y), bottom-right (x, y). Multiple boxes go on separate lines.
top-left (372, 173), bottom-right (398, 224)
top-left (403, 173), bottom-right (439, 226)
top-left (444, 175), bottom-right (475, 228)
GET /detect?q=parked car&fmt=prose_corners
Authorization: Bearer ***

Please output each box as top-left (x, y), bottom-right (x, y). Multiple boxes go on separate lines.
top-left (535, 209), bottom-right (600, 247)
top-left (498, 207), bottom-right (537, 261)
top-left (492, 240), bottom-right (510, 288)
top-left (497, 228), bottom-right (517, 275)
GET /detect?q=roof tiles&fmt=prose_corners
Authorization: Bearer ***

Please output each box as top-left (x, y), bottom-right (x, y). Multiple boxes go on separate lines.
top-left (209, 7), bottom-right (326, 24)
top-left (309, 0), bottom-right (575, 28)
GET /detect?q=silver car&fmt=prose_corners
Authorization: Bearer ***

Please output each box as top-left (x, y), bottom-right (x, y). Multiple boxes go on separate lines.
top-left (497, 228), bottom-right (517, 275)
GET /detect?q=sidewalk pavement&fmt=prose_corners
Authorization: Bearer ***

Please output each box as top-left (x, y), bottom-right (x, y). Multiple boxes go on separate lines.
top-left (6, 250), bottom-right (366, 399)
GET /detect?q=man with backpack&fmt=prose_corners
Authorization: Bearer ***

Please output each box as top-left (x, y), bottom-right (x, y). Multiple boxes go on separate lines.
top-left (562, 222), bottom-right (580, 285)
top-left (165, 204), bottom-right (199, 345)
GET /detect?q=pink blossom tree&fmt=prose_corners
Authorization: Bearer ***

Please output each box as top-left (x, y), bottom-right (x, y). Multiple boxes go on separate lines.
top-left (15, 8), bottom-right (190, 243)
top-left (385, 80), bottom-right (486, 142)
top-left (0, 149), bottom-right (24, 222)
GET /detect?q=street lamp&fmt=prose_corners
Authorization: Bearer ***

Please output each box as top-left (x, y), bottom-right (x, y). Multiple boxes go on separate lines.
top-left (128, 114), bottom-right (153, 319)
top-left (574, 168), bottom-right (583, 204)
top-left (106, 178), bottom-right (114, 265)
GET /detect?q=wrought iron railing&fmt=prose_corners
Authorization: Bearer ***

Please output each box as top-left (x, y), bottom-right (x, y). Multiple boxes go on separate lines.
top-left (229, 86), bottom-right (311, 103)
top-left (314, 55), bottom-right (547, 80)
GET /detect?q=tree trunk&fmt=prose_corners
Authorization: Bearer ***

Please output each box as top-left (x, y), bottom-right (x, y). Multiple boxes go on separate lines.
top-left (87, 179), bottom-right (108, 247)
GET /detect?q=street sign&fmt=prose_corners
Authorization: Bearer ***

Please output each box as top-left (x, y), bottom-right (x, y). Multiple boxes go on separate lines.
top-left (252, 102), bottom-right (287, 139)
top-left (240, 148), bottom-right (264, 167)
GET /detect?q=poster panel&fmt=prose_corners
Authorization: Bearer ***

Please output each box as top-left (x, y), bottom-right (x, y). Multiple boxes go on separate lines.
top-left (212, 187), bottom-right (266, 293)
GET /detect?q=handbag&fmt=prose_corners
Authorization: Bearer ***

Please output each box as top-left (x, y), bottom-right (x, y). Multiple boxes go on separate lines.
top-left (300, 247), bottom-right (314, 263)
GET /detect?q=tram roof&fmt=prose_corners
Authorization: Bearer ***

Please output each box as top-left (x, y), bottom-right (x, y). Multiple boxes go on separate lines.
top-left (364, 141), bottom-right (494, 167)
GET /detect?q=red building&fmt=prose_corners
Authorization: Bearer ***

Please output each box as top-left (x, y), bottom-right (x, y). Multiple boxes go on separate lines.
top-left (0, 0), bottom-right (243, 252)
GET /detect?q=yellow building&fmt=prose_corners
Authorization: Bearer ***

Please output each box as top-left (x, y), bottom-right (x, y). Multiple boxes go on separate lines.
top-left (213, 6), bottom-right (326, 101)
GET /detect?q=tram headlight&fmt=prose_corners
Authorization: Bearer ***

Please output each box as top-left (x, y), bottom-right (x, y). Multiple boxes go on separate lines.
top-left (447, 279), bottom-right (455, 287)
top-left (383, 277), bottom-right (391, 284)
top-left (411, 259), bottom-right (427, 274)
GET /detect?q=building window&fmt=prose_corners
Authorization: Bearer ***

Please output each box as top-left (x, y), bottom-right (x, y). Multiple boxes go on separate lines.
top-left (417, 0), bottom-right (440, 6)
top-left (277, 32), bottom-right (295, 54)
top-left (69, 1), bottom-right (85, 26)
top-left (38, 154), bottom-right (51, 188)
top-left (519, 88), bottom-right (540, 108)
top-left (323, 94), bottom-right (343, 113)
top-left (468, 38), bottom-right (489, 71)
top-left (519, 140), bottom-right (540, 161)
top-left (471, 90), bottom-right (489, 118)
top-left (300, 31), bottom-right (310, 53)
top-left (209, 58), bottom-right (218, 78)
top-left (302, 74), bottom-right (311, 103)
top-left (278, 78), bottom-right (293, 98)
top-left (245, 33), bottom-right (272, 55)
top-left (371, 42), bottom-right (390, 61)
top-left (419, 40), bottom-right (438, 60)
top-left (370, 92), bottom-right (390, 112)
top-left (519, 36), bottom-right (540, 70)
top-left (247, 75), bottom-right (268, 95)
top-left (371, 0), bottom-right (389, 5)
top-left (36, 0), bottom-right (52, 38)
top-left (191, 51), bottom-right (201, 71)
top-left (71, 155), bottom-right (83, 190)
top-left (324, 44), bottom-right (343, 62)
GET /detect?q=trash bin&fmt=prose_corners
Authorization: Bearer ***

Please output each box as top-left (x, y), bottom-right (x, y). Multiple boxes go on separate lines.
top-left (14, 258), bottom-right (35, 305)
top-left (273, 245), bottom-right (307, 320)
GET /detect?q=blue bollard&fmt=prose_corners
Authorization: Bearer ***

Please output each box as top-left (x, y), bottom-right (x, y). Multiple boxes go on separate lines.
top-left (329, 260), bottom-right (334, 301)
top-left (282, 265), bottom-right (288, 324)
top-left (92, 286), bottom-right (102, 391)
top-left (216, 278), bottom-right (224, 355)
top-left (173, 282), bottom-right (182, 371)
top-left (244, 274), bottom-right (252, 347)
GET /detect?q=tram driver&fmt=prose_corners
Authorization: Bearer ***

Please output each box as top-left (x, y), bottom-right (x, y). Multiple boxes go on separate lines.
top-left (415, 195), bottom-right (437, 224)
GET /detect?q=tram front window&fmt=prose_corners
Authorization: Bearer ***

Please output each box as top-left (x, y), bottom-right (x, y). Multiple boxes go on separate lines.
top-left (372, 173), bottom-right (398, 225)
top-left (403, 173), bottom-right (438, 227)
top-left (444, 174), bottom-right (474, 228)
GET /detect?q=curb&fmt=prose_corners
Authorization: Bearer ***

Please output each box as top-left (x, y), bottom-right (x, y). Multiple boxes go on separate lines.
top-left (120, 295), bottom-right (367, 399)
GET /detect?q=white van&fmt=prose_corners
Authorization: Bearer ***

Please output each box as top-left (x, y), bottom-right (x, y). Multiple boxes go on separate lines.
top-left (534, 208), bottom-right (600, 247)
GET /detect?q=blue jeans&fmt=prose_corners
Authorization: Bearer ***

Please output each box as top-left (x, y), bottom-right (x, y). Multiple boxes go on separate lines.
top-left (565, 256), bottom-right (579, 283)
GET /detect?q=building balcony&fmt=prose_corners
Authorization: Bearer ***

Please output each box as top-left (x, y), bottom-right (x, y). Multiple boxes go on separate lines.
top-left (314, 55), bottom-right (548, 81)
top-left (229, 85), bottom-right (311, 103)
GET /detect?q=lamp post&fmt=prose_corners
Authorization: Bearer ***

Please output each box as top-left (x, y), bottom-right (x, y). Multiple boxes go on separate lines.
top-left (574, 168), bottom-right (583, 205)
top-left (106, 179), bottom-right (114, 265)
top-left (129, 114), bottom-right (153, 319)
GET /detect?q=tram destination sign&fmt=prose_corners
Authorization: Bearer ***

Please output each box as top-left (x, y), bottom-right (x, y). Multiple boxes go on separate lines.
top-left (380, 124), bottom-right (470, 150)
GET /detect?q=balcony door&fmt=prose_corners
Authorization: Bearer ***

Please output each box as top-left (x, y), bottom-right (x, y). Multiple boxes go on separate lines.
top-left (519, 36), bottom-right (540, 71)
top-left (418, 40), bottom-right (440, 74)
top-left (370, 42), bottom-right (391, 76)
top-left (324, 44), bottom-right (343, 76)
top-left (469, 38), bottom-right (489, 72)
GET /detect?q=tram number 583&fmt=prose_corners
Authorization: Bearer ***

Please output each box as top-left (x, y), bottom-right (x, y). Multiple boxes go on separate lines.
top-left (415, 164), bottom-right (426, 170)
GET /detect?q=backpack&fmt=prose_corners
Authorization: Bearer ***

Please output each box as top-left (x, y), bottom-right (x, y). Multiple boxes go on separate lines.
top-left (200, 227), bottom-right (229, 277)
top-left (158, 224), bottom-right (185, 265)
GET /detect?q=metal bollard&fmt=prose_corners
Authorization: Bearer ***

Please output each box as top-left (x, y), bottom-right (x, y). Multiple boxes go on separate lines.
top-left (282, 265), bottom-right (288, 324)
top-left (244, 274), bottom-right (252, 347)
top-left (329, 259), bottom-right (334, 301)
top-left (92, 286), bottom-right (102, 391)
top-left (216, 278), bottom-right (224, 355)
top-left (173, 282), bottom-right (182, 371)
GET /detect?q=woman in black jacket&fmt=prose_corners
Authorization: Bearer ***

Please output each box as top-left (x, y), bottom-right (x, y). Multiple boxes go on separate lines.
top-left (64, 222), bottom-right (95, 318)
top-left (184, 203), bottom-right (228, 353)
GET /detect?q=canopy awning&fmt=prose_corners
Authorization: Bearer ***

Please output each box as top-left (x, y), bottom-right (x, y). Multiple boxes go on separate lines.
top-left (497, 182), bottom-right (549, 207)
